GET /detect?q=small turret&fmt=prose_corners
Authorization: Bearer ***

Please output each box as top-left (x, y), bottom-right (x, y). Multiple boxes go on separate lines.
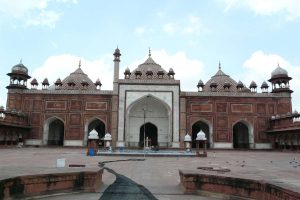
top-left (95, 78), bottom-right (102, 90)
top-left (223, 81), bottom-right (231, 91)
top-left (124, 67), bottom-right (131, 79)
top-left (7, 60), bottom-right (31, 89)
top-left (81, 79), bottom-right (89, 89)
top-left (197, 80), bottom-right (204, 92)
top-left (30, 78), bottom-right (38, 89)
top-left (42, 78), bottom-right (49, 90)
top-left (54, 78), bottom-right (62, 90)
top-left (268, 64), bottom-right (293, 93)
top-left (146, 68), bottom-right (153, 79)
top-left (210, 81), bottom-right (218, 92)
top-left (167, 68), bottom-right (175, 79)
top-left (249, 81), bottom-right (257, 93)
top-left (236, 81), bottom-right (244, 91)
top-left (261, 81), bottom-right (269, 93)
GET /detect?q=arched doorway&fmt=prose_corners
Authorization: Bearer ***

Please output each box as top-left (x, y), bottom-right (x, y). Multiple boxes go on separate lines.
top-left (139, 122), bottom-right (158, 147)
top-left (88, 119), bottom-right (106, 147)
top-left (48, 119), bottom-right (64, 146)
top-left (126, 95), bottom-right (170, 147)
top-left (192, 121), bottom-right (210, 148)
top-left (233, 122), bottom-right (249, 149)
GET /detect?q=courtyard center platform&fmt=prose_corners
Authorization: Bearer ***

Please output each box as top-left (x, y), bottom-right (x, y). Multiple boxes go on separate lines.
top-left (0, 147), bottom-right (299, 199)
top-left (97, 149), bottom-right (197, 157)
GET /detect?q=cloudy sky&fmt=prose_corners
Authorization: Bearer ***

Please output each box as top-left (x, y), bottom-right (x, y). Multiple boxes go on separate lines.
top-left (0, 0), bottom-right (299, 110)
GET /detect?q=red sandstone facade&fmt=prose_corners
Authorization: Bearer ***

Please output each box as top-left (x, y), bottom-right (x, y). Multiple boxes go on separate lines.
top-left (0, 48), bottom-right (299, 149)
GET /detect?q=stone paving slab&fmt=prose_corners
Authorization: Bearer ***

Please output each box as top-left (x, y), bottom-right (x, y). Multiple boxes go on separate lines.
top-left (0, 147), bottom-right (299, 199)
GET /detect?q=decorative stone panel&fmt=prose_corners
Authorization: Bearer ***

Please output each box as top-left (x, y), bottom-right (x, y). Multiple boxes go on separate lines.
top-left (191, 104), bottom-right (212, 112)
top-left (231, 104), bottom-right (253, 113)
top-left (85, 102), bottom-right (107, 111)
top-left (45, 101), bottom-right (67, 110)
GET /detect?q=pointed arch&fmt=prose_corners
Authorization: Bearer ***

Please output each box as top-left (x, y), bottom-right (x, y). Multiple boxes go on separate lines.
top-left (43, 116), bottom-right (65, 146)
top-left (126, 94), bottom-right (171, 114)
top-left (139, 122), bottom-right (158, 147)
top-left (191, 119), bottom-right (213, 148)
top-left (84, 117), bottom-right (106, 146)
top-left (232, 120), bottom-right (254, 149)
top-left (125, 94), bottom-right (171, 147)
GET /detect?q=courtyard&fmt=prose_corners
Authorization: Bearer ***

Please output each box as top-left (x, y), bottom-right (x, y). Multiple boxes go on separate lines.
top-left (0, 147), bottom-right (299, 199)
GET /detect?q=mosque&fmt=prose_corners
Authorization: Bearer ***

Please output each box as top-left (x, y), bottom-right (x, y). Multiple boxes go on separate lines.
top-left (0, 48), bottom-right (299, 150)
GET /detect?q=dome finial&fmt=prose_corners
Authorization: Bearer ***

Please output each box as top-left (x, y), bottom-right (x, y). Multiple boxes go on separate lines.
top-left (219, 61), bottom-right (221, 70)
top-left (148, 47), bottom-right (151, 57)
top-left (20, 58), bottom-right (22, 64)
top-left (277, 62), bottom-right (280, 67)
top-left (79, 59), bottom-right (81, 68)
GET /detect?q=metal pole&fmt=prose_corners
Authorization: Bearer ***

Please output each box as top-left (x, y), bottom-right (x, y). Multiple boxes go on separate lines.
top-left (143, 107), bottom-right (146, 157)
top-left (143, 96), bottom-right (149, 158)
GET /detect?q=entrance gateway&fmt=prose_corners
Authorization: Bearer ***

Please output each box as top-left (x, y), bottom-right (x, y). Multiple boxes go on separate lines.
top-left (125, 95), bottom-right (172, 148)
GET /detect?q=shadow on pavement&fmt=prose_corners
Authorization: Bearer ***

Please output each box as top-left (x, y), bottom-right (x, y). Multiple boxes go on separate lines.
top-left (99, 159), bottom-right (158, 200)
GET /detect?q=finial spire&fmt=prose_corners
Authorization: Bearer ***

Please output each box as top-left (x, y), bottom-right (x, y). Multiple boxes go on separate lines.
top-left (277, 62), bottom-right (280, 67)
top-left (79, 59), bottom-right (81, 68)
top-left (219, 61), bottom-right (221, 70)
top-left (20, 58), bottom-right (22, 64)
top-left (148, 47), bottom-right (151, 57)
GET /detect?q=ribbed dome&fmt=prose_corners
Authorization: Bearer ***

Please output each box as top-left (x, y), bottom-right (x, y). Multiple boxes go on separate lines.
top-left (203, 68), bottom-right (239, 92)
top-left (271, 66), bottom-right (288, 78)
top-left (130, 56), bottom-right (170, 80)
top-left (58, 67), bottom-right (96, 90)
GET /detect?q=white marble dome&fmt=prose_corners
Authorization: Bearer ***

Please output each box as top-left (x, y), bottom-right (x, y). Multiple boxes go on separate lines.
top-left (184, 133), bottom-right (192, 142)
top-left (104, 133), bottom-right (112, 141)
top-left (196, 130), bottom-right (207, 141)
top-left (88, 129), bottom-right (99, 139)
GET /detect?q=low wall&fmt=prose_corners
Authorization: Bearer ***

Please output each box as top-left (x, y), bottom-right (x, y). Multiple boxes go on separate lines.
top-left (0, 169), bottom-right (103, 199)
top-left (179, 170), bottom-right (300, 200)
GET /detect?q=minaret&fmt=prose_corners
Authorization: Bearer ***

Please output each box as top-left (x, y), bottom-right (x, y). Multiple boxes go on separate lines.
top-left (113, 47), bottom-right (121, 93)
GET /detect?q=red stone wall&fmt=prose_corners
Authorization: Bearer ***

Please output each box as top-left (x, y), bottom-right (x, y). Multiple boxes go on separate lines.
top-left (179, 170), bottom-right (300, 200)
top-left (181, 96), bottom-right (292, 145)
top-left (0, 169), bottom-right (103, 199)
top-left (7, 91), bottom-right (112, 142)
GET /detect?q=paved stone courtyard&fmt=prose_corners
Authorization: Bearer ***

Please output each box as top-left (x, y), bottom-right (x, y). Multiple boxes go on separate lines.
top-left (0, 147), bottom-right (299, 199)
